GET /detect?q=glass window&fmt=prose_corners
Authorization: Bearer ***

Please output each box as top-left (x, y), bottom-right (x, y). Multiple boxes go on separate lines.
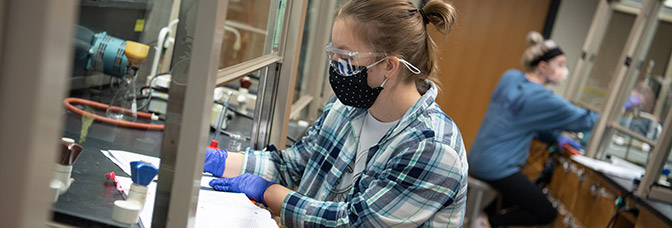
top-left (606, 129), bottom-right (653, 166)
top-left (209, 70), bottom-right (264, 151)
top-left (291, 0), bottom-right (337, 124)
top-left (218, 0), bottom-right (287, 69)
top-left (574, 10), bottom-right (637, 110)
top-left (55, 0), bottom-right (175, 226)
top-left (602, 4), bottom-right (672, 166)
top-left (614, 13), bottom-right (672, 138)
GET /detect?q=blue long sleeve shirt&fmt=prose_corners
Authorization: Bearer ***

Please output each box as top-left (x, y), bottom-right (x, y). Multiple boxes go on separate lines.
top-left (468, 69), bottom-right (597, 181)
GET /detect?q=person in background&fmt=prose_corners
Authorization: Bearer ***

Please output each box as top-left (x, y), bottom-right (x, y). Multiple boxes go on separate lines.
top-left (622, 81), bottom-right (659, 140)
top-left (468, 31), bottom-right (598, 228)
top-left (203, 0), bottom-right (469, 227)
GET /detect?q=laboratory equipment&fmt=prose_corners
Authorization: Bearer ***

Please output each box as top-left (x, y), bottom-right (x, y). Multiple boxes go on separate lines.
top-left (112, 161), bottom-right (158, 225)
top-left (64, 98), bottom-right (163, 130)
top-left (237, 77), bottom-right (252, 115)
top-left (73, 26), bottom-right (149, 118)
top-left (66, 26), bottom-right (163, 129)
top-left (227, 132), bottom-right (244, 152)
top-left (49, 138), bottom-right (84, 202)
top-left (209, 90), bottom-right (234, 149)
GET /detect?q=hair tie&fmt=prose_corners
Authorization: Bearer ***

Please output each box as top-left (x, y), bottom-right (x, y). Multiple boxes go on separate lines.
top-left (418, 8), bottom-right (430, 25)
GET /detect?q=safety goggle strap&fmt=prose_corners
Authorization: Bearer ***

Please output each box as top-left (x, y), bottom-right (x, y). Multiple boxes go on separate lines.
top-left (398, 59), bottom-right (421, 75)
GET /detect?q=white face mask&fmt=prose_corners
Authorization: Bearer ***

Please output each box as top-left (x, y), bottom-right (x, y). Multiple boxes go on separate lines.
top-left (546, 64), bottom-right (568, 85)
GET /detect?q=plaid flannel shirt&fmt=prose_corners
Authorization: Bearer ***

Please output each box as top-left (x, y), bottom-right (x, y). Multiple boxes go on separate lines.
top-left (241, 84), bottom-right (468, 227)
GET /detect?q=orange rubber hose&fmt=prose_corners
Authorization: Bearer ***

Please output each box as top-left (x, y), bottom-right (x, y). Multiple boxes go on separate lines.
top-left (64, 97), bottom-right (164, 130)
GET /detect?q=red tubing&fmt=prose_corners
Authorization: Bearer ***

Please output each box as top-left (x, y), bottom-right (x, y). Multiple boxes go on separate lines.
top-left (64, 97), bottom-right (164, 130)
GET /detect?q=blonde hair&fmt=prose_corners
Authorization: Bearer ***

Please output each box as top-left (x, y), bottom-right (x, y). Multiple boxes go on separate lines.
top-left (521, 31), bottom-right (561, 72)
top-left (336, 0), bottom-right (457, 93)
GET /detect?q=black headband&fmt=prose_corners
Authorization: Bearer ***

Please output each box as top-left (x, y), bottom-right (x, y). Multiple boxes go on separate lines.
top-left (530, 47), bottom-right (564, 67)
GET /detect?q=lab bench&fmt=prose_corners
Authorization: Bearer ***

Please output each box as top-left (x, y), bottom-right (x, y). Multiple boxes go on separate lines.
top-left (523, 141), bottom-right (672, 228)
top-left (50, 106), bottom-right (270, 227)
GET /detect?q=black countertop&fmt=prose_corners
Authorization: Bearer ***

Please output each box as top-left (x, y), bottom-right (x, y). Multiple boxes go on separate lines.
top-left (596, 170), bottom-right (672, 225)
top-left (52, 107), bottom-right (258, 227)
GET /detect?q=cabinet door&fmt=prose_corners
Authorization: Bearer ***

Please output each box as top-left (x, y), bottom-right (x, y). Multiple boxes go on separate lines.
top-left (635, 206), bottom-right (672, 228)
top-left (572, 169), bottom-right (599, 224)
top-left (559, 164), bottom-right (582, 210)
top-left (585, 183), bottom-right (619, 228)
top-left (549, 159), bottom-right (571, 199)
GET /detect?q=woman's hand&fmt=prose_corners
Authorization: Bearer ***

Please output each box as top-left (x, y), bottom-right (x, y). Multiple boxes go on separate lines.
top-left (203, 148), bottom-right (227, 177)
top-left (557, 136), bottom-right (582, 150)
top-left (209, 173), bottom-right (277, 206)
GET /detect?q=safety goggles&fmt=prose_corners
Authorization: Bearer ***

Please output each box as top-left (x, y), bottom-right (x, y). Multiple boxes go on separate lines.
top-left (325, 42), bottom-right (387, 76)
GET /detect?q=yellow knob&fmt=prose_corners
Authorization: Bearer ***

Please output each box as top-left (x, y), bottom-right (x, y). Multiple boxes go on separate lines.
top-left (124, 41), bottom-right (150, 66)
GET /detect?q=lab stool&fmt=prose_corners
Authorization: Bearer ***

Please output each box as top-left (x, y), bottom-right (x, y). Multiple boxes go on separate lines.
top-left (465, 176), bottom-right (500, 228)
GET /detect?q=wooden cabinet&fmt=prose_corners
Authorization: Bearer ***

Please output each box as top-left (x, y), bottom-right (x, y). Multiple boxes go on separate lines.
top-left (522, 144), bottom-right (670, 228)
top-left (542, 157), bottom-right (672, 228)
top-left (636, 207), bottom-right (671, 228)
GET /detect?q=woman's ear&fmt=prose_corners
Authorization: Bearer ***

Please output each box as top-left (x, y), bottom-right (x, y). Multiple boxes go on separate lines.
top-left (537, 61), bottom-right (548, 71)
top-left (384, 56), bottom-right (401, 78)
top-left (537, 61), bottom-right (552, 76)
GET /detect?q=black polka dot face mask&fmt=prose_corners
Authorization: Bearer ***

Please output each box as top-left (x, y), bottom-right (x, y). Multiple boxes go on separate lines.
top-left (328, 63), bottom-right (388, 109)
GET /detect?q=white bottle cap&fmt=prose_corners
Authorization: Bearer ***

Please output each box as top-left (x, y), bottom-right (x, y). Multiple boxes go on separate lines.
top-left (112, 200), bottom-right (142, 225)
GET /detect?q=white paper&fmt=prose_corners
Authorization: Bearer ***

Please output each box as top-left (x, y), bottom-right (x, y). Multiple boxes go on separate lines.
top-left (104, 150), bottom-right (278, 228)
top-left (195, 190), bottom-right (278, 228)
top-left (571, 155), bottom-right (644, 181)
top-left (100, 150), bottom-right (161, 180)
top-left (116, 176), bottom-right (278, 228)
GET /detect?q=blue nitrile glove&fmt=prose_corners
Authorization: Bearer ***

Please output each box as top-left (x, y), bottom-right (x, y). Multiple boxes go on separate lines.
top-left (209, 173), bottom-right (277, 206)
top-left (557, 136), bottom-right (583, 150)
top-left (203, 148), bottom-right (227, 177)
top-left (624, 95), bottom-right (642, 111)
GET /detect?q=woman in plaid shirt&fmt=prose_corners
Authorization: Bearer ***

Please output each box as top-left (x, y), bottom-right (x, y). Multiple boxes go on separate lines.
top-left (204, 0), bottom-right (468, 227)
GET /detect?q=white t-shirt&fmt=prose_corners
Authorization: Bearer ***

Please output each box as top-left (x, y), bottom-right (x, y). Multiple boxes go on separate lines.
top-left (327, 111), bottom-right (399, 202)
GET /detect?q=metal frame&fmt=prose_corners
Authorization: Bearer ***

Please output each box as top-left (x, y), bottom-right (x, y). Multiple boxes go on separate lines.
top-left (652, 42), bottom-right (672, 119)
top-left (152, 1), bottom-right (228, 227)
top-left (216, 55), bottom-right (283, 85)
top-left (0, 0), bottom-right (78, 227)
top-left (585, 0), bottom-right (662, 158)
top-left (267, 0), bottom-right (309, 148)
top-left (648, 185), bottom-right (672, 202)
top-left (251, 63), bottom-right (279, 149)
top-left (609, 122), bottom-right (657, 146)
top-left (636, 88), bottom-right (672, 201)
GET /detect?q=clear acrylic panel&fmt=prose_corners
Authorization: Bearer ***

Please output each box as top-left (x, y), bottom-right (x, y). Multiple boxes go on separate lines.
top-left (575, 10), bottom-right (638, 110)
top-left (604, 4), bottom-right (672, 167)
top-left (606, 129), bottom-right (654, 166)
top-left (292, 0), bottom-right (337, 124)
top-left (611, 10), bottom-right (672, 143)
top-left (208, 70), bottom-right (264, 152)
top-left (55, 0), bottom-right (175, 227)
top-left (218, 0), bottom-right (287, 69)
